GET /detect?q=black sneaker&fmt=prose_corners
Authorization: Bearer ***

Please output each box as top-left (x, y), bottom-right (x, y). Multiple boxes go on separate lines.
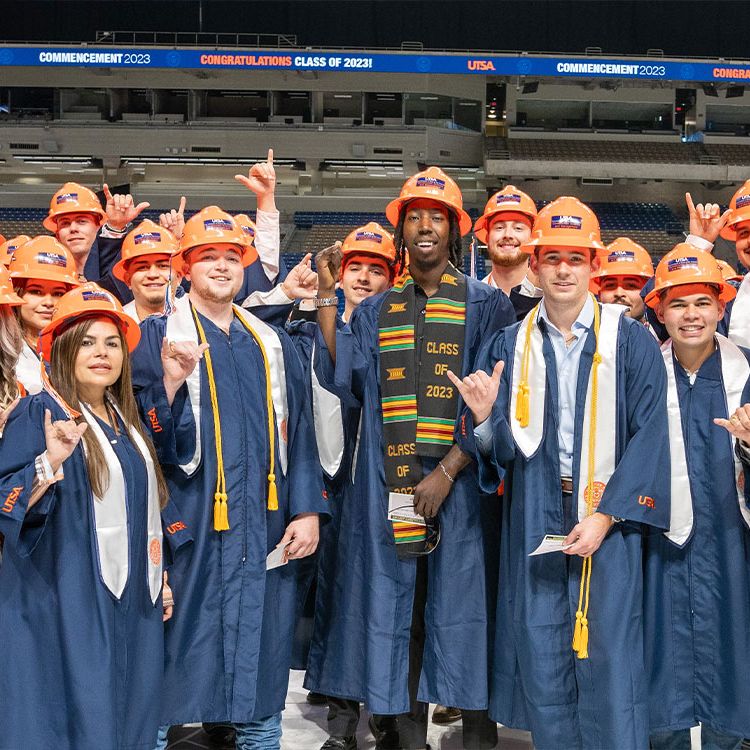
top-left (320, 737), bottom-right (357, 750)
top-left (202, 722), bottom-right (236, 748)
top-left (368, 715), bottom-right (400, 750)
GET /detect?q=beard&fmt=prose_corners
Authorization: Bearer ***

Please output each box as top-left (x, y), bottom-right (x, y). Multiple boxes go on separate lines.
top-left (191, 277), bottom-right (238, 305)
top-left (488, 245), bottom-right (528, 268)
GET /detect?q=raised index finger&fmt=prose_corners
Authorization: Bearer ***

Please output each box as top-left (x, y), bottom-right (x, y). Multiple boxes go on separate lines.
top-left (267, 148), bottom-right (274, 165)
top-left (685, 192), bottom-right (696, 215)
top-left (103, 183), bottom-right (113, 203)
top-left (177, 196), bottom-right (187, 215)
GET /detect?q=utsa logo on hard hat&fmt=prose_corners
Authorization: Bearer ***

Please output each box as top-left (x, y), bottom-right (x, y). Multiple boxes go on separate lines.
top-left (737, 195), bottom-right (750, 210)
top-left (204, 218), bottom-right (234, 232)
top-left (667, 256), bottom-right (699, 273)
top-left (497, 193), bottom-right (522, 205)
top-left (608, 251), bottom-right (635, 263)
top-left (81, 289), bottom-right (113, 303)
top-left (551, 215), bottom-right (583, 230)
top-left (355, 230), bottom-right (383, 244)
top-left (134, 232), bottom-right (161, 245)
top-left (415, 176), bottom-right (446, 191)
top-left (56, 192), bottom-right (78, 204)
top-left (36, 252), bottom-right (68, 268)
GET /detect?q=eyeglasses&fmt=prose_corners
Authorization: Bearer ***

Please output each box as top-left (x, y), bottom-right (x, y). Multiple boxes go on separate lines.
top-left (392, 506), bottom-right (441, 559)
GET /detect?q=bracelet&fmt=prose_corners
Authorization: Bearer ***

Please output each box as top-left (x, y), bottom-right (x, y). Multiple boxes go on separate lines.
top-left (438, 461), bottom-right (455, 483)
top-left (314, 296), bottom-right (338, 309)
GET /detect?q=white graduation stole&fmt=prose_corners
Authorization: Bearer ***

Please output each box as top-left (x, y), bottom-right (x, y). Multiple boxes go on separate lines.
top-left (165, 294), bottom-right (289, 477)
top-left (311, 339), bottom-right (345, 477)
top-left (80, 400), bottom-right (163, 604)
top-left (728, 274), bottom-right (750, 348)
top-left (510, 299), bottom-right (624, 520)
top-left (662, 334), bottom-right (750, 546)
top-left (16, 343), bottom-right (43, 395)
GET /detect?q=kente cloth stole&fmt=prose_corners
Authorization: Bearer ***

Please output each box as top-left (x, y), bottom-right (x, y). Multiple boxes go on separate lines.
top-left (378, 263), bottom-right (466, 546)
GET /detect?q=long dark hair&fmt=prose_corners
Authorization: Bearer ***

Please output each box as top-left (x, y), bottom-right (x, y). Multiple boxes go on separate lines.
top-left (392, 204), bottom-right (463, 275)
top-left (49, 316), bottom-right (169, 508)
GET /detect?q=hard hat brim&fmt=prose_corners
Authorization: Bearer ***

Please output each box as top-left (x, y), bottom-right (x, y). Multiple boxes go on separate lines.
top-left (644, 279), bottom-right (736, 309)
top-left (521, 234), bottom-right (606, 254)
top-left (112, 251), bottom-right (178, 283)
top-left (38, 309), bottom-right (141, 362)
top-left (43, 208), bottom-right (107, 233)
top-left (9, 268), bottom-right (81, 288)
top-left (385, 197), bottom-right (473, 237)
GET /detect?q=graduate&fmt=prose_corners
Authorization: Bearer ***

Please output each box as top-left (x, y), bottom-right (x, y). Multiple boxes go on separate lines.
top-left (451, 196), bottom-right (670, 750)
top-left (474, 185), bottom-right (541, 320)
top-left (8, 235), bottom-right (81, 394)
top-left (313, 167), bottom-right (514, 750)
top-left (0, 283), bottom-right (173, 750)
top-left (44, 181), bottom-right (150, 301)
top-left (113, 219), bottom-right (182, 323)
top-left (642, 189), bottom-right (742, 342)
top-left (590, 237), bottom-right (654, 325)
top-left (130, 205), bottom-right (327, 750)
top-left (642, 245), bottom-right (750, 750)
top-left (292, 224), bottom-right (399, 750)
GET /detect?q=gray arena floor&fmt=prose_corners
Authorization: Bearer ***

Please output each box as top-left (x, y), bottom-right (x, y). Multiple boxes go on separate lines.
top-left (164, 669), bottom-right (535, 749)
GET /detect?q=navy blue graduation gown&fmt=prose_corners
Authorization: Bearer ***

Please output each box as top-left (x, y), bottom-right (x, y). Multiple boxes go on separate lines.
top-left (0, 393), bottom-right (164, 750)
top-left (307, 277), bottom-right (514, 714)
top-left (287, 317), bottom-right (363, 675)
top-left (465, 313), bottom-right (670, 750)
top-left (131, 308), bottom-right (327, 725)
top-left (643, 347), bottom-right (750, 737)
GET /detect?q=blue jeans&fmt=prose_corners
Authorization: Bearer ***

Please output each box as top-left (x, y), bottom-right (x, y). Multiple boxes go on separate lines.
top-left (154, 713), bottom-right (282, 750)
top-left (650, 725), bottom-right (743, 750)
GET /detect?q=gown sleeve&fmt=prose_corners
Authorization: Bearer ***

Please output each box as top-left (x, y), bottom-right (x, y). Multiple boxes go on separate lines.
top-left (0, 396), bottom-right (61, 557)
top-left (130, 315), bottom-right (197, 468)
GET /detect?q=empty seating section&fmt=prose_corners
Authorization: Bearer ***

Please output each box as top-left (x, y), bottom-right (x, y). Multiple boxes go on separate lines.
top-left (702, 144), bottom-right (750, 166)
top-left (505, 139), bottom-right (707, 164)
top-left (497, 138), bottom-right (750, 166)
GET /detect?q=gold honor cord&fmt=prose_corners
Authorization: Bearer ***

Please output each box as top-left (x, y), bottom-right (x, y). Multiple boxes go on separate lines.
top-left (515, 302), bottom-right (542, 428)
top-left (515, 294), bottom-right (602, 660)
top-left (572, 295), bottom-right (602, 660)
top-left (191, 306), bottom-right (280, 533)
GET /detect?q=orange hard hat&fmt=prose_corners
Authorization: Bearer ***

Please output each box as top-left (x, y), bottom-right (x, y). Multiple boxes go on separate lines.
top-left (179, 206), bottom-right (257, 266)
top-left (720, 179), bottom-right (750, 241)
top-left (473, 186), bottom-right (537, 244)
top-left (43, 182), bottom-right (107, 232)
top-left (340, 222), bottom-right (398, 279)
top-left (385, 166), bottom-right (473, 236)
top-left (8, 236), bottom-right (81, 289)
top-left (716, 258), bottom-right (743, 282)
top-left (590, 237), bottom-right (654, 291)
top-left (0, 234), bottom-right (31, 267)
top-left (234, 214), bottom-right (257, 247)
top-left (0, 264), bottom-right (23, 306)
top-left (644, 243), bottom-right (736, 308)
top-left (113, 220), bottom-right (180, 282)
top-left (521, 196), bottom-right (605, 254)
top-left (38, 283), bottom-right (141, 362)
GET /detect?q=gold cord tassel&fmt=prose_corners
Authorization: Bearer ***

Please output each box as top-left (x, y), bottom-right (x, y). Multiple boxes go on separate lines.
top-left (214, 492), bottom-right (230, 531)
top-left (515, 382), bottom-right (530, 427)
top-left (267, 473), bottom-right (279, 511)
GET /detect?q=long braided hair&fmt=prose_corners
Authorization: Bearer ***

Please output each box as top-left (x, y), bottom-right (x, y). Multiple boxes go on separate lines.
top-left (392, 204), bottom-right (464, 276)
